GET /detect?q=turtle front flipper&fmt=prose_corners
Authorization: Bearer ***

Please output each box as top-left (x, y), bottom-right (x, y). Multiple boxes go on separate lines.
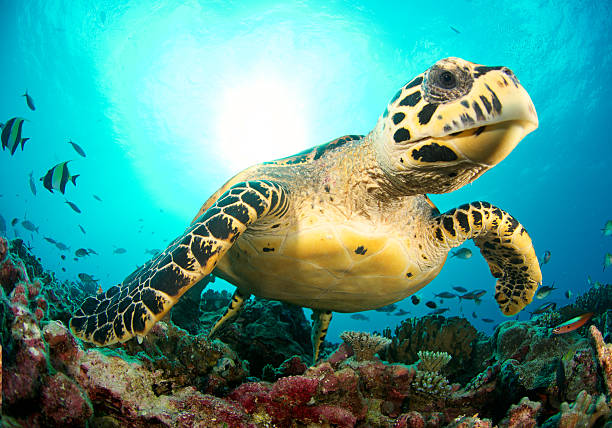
top-left (209, 289), bottom-right (250, 338)
top-left (311, 310), bottom-right (332, 363)
top-left (432, 201), bottom-right (541, 316)
top-left (70, 180), bottom-right (289, 346)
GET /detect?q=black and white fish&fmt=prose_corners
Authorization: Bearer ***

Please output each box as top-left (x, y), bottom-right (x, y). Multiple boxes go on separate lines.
top-left (411, 295), bottom-right (420, 305)
top-left (65, 200), bottom-right (81, 213)
top-left (78, 224), bottom-right (86, 234)
top-left (28, 171), bottom-right (36, 195)
top-left (67, 140), bottom-right (86, 157)
top-left (93, 194), bottom-right (102, 202)
top-left (43, 236), bottom-right (57, 244)
top-left (425, 301), bottom-right (437, 309)
top-left (40, 161), bottom-right (79, 194)
top-left (481, 318), bottom-right (495, 323)
top-left (1, 117), bottom-right (29, 155)
top-left (450, 26), bottom-right (461, 34)
top-left (22, 90), bottom-right (36, 111)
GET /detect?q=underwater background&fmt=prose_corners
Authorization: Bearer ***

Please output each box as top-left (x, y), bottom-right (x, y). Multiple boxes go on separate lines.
top-left (0, 0), bottom-right (611, 342)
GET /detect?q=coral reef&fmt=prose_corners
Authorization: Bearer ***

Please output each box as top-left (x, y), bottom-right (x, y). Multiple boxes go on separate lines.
top-left (576, 282), bottom-right (612, 314)
top-left (380, 315), bottom-right (481, 383)
top-left (340, 330), bottom-right (391, 362)
top-left (2, 236), bottom-right (612, 427)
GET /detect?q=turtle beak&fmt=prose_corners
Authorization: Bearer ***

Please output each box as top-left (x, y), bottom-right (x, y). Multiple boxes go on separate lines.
top-left (450, 77), bottom-right (538, 167)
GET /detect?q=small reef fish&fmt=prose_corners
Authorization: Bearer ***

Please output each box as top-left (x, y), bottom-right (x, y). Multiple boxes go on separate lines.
top-left (604, 253), bottom-right (612, 271)
top-left (552, 313), bottom-right (593, 335)
top-left (450, 26), bottom-right (461, 34)
top-left (411, 295), bottom-right (420, 305)
top-left (0, 214), bottom-right (6, 234)
top-left (40, 161), bottom-right (80, 194)
top-left (535, 282), bottom-right (557, 299)
top-left (75, 248), bottom-right (90, 257)
top-left (1, 117), bottom-right (29, 155)
top-left (430, 308), bottom-right (449, 315)
top-left (78, 225), bottom-right (86, 234)
top-left (564, 290), bottom-right (572, 299)
top-left (55, 242), bottom-right (69, 251)
top-left (601, 220), bottom-right (612, 236)
top-left (530, 302), bottom-right (557, 315)
top-left (425, 301), bottom-right (437, 309)
top-left (375, 303), bottom-right (397, 313)
top-left (434, 292), bottom-right (457, 299)
top-left (43, 237), bottom-right (56, 244)
top-left (11, 218), bottom-right (19, 226)
top-left (21, 220), bottom-right (39, 233)
top-left (394, 309), bottom-right (409, 316)
top-left (60, 254), bottom-right (66, 260)
top-left (28, 171), bottom-right (36, 195)
top-left (87, 248), bottom-right (99, 255)
top-left (452, 286), bottom-right (467, 293)
top-left (472, 311), bottom-right (477, 319)
top-left (68, 140), bottom-right (86, 157)
top-left (539, 250), bottom-right (551, 267)
top-left (113, 247), bottom-right (127, 254)
top-left (144, 248), bottom-right (161, 255)
top-left (22, 90), bottom-right (36, 111)
top-left (481, 318), bottom-right (495, 323)
top-left (65, 200), bottom-right (82, 213)
top-left (350, 314), bottom-right (369, 321)
top-left (459, 290), bottom-right (487, 304)
top-left (587, 276), bottom-right (602, 289)
top-left (451, 248), bottom-right (472, 259)
top-left (93, 194), bottom-right (102, 202)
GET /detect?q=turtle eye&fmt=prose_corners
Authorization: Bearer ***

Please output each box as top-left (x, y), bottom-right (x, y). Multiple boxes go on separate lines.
top-left (437, 71), bottom-right (457, 89)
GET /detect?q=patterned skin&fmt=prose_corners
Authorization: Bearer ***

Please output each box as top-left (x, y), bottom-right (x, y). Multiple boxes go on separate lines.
top-left (71, 58), bottom-right (541, 361)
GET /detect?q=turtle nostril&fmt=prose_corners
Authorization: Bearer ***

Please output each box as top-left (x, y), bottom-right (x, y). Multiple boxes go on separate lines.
top-left (501, 67), bottom-right (514, 78)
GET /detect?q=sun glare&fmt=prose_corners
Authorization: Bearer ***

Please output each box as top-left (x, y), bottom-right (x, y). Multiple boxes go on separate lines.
top-left (214, 73), bottom-right (310, 172)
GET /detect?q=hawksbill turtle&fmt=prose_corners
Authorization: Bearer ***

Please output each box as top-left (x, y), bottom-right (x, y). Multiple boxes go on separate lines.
top-left (71, 57), bottom-right (542, 361)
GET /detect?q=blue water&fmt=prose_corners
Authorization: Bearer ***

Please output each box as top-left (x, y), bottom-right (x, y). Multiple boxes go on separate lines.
top-left (0, 1), bottom-right (610, 342)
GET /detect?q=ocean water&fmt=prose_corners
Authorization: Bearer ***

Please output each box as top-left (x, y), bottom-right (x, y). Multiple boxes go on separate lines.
top-left (0, 0), bottom-right (610, 343)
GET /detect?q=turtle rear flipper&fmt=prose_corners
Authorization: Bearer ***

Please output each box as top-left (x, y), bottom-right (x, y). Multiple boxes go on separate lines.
top-left (433, 201), bottom-right (541, 316)
top-left (70, 180), bottom-right (289, 346)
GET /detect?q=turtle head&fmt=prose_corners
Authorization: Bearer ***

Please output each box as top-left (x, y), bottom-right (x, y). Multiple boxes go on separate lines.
top-left (370, 57), bottom-right (538, 194)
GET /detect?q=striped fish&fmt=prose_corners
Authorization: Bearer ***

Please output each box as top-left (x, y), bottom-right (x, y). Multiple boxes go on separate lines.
top-left (40, 161), bottom-right (80, 194)
top-left (1, 117), bottom-right (29, 155)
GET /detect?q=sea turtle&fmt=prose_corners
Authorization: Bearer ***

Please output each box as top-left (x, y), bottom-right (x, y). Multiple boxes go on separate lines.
top-left (71, 57), bottom-right (542, 361)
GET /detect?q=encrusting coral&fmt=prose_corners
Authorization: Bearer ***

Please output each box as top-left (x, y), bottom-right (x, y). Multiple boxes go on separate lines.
top-left (340, 331), bottom-right (391, 362)
top-left (416, 350), bottom-right (452, 373)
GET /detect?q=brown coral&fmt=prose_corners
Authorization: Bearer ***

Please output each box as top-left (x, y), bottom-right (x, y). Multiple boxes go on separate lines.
top-left (380, 315), bottom-right (479, 381)
top-left (340, 331), bottom-right (391, 362)
top-left (590, 325), bottom-right (612, 397)
top-left (557, 390), bottom-right (610, 428)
